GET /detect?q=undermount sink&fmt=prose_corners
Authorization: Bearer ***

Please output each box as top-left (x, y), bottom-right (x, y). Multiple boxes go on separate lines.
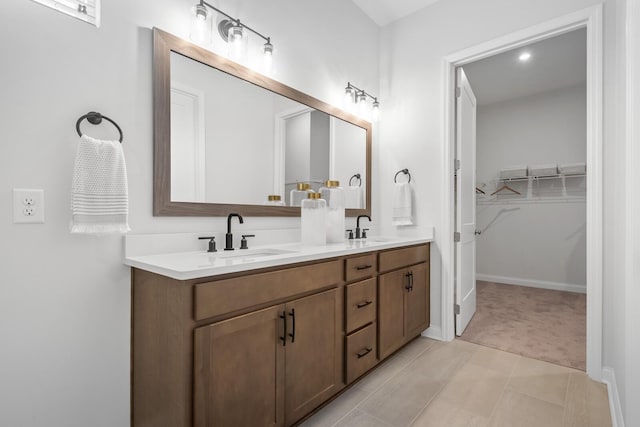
top-left (213, 248), bottom-right (297, 259)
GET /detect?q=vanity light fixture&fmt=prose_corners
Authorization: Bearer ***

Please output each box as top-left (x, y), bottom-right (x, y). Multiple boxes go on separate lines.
top-left (344, 82), bottom-right (380, 122)
top-left (189, 1), bottom-right (273, 65)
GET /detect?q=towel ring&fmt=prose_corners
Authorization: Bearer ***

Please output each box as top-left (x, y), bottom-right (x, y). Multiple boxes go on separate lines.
top-left (394, 168), bottom-right (411, 183)
top-left (349, 173), bottom-right (362, 187)
top-left (76, 112), bottom-right (123, 143)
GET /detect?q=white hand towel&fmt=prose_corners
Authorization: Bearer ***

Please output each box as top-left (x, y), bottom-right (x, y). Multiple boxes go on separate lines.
top-left (70, 135), bottom-right (130, 235)
top-left (392, 182), bottom-right (413, 226)
top-left (344, 185), bottom-right (363, 209)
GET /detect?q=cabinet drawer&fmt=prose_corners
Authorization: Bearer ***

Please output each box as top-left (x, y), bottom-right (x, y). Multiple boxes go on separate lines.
top-left (345, 278), bottom-right (377, 334)
top-left (378, 244), bottom-right (429, 273)
top-left (345, 253), bottom-right (377, 282)
top-left (194, 260), bottom-right (342, 321)
top-left (345, 323), bottom-right (377, 384)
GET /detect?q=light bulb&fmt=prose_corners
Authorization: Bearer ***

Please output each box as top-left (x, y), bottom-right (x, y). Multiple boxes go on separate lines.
top-left (357, 92), bottom-right (367, 116)
top-left (228, 24), bottom-right (245, 59)
top-left (263, 39), bottom-right (273, 72)
top-left (190, 4), bottom-right (211, 44)
top-left (344, 86), bottom-right (355, 109)
top-left (519, 52), bottom-right (531, 62)
top-left (372, 100), bottom-right (380, 122)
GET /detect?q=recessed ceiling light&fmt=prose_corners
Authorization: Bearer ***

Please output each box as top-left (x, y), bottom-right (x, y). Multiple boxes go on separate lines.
top-left (519, 52), bottom-right (532, 62)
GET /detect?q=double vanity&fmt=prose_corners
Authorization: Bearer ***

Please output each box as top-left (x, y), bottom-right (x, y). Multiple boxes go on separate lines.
top-left (126, 234), bottom-right (432, 426)
top-left (135, 27), bottom-right (431, 426)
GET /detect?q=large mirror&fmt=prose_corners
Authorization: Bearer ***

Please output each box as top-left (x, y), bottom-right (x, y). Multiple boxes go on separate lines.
top-left (153, 28), bottom-right (371, 217)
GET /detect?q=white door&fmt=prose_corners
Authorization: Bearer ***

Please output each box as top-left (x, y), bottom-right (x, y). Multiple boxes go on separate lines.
top-left (170, 84), bottom-right (205, 202)
top-left (455, 68), bottom-right (477, 336)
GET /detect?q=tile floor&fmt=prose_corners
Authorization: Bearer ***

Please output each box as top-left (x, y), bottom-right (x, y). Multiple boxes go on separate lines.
top-left (301, 338), bottom-right (611, 427)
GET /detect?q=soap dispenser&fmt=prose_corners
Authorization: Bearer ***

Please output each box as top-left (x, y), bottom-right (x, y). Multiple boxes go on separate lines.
top-left (301, 193), bottom-right (326, 246)
top-left (319, 180), bottom-right (345, 243)
top-left (290, 183), bottom-right (314, 207)
top-left (264, 195), bottom-right (285, 206)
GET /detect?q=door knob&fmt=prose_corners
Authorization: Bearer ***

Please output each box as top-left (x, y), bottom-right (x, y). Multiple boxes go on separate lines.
top-left (474, 230), bottom-right (482, 235)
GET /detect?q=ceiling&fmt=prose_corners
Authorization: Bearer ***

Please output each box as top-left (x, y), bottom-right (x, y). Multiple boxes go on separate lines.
top-left (351, 0), bottom-right (442, 27)
top-left (462, 28), bottom-right (587, 106)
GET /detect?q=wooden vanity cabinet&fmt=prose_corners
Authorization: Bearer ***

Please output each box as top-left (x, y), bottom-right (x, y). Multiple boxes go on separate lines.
top-left (378, 245), bottom-right (430, 360)
top-left (132, 243), bottom-right (430, 427)
top-left (193, 288), bottom-right (340, 427)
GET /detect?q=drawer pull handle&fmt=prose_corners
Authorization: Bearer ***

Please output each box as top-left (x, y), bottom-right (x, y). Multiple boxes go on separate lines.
top-left (288, 308), bottom-right (296, 343)
top-left (279, 311), bottom-right (287, 347)
top-left (357, 347), bottom-right (373, 358)
top-left (356, 300), bottom-right (373, 309)
top-left (356, 264), bottom-right (372, 271)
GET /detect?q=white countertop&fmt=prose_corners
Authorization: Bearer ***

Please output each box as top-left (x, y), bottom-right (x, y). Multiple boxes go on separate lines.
top-left (124, 234), bottom-right (433, 280)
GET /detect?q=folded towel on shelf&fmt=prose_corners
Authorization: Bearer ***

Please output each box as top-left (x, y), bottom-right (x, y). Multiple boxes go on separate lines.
top-left (500, 165), bottom-right (527, 180)
top-left (344, 185), bottom-right (363, 209)
top-left (528, 163), bottom-right (558, 177)
top-left (392, 182), bottom-right (413, 226)
top-left (558, 162), bottom-right (586, 175)
top-left (70, 135), bottom-right (130, 235)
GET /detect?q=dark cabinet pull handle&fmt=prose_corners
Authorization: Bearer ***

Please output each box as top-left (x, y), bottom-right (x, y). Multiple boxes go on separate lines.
top-left (356, 264), bottom-right (372, 271)
top-left (357, 347), bottom-right (373, 358)
top-left (288, 308), bottom-right (296, 343)
top-left (279, 311), bottom-right (287, 347)
top-left (405, 272), bottom-right (411, 291)
top-left (356, 300), bottom-right (373, 309)
top-left (409, 271), bottom-right (414, 292)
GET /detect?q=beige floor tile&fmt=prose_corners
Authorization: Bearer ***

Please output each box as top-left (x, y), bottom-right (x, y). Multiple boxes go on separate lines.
top-left (487, 389), bottom-right (564, 427)
top-left (562, 372), bottom-right (611, 427)
top-left (354, 352), bottom-right (412, 393)
top-left (300, 386), bottom-right (371, 427)
top-left (394, 337), bottom-right (437, 363)
top-left (507, 355), bottom-right (572, 406)
top-left (437, 360), bottom-right (510, 418)
top-left (411, 399), bottom-right (488, 427)
top-left (358, 367), bottom-right (444, 426)
top-left (466, 344), bottom-right (520, 376)
top-left (334, 409), bottom-right (392, 427)
top-left (403, 339), bottom-right (476, 383)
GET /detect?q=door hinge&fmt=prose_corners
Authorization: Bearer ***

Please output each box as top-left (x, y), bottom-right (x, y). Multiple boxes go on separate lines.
top-left (454, 231), bottom-right (461, 242)
top-left (454, 304), bottom-right (461, 315)
top-left (456, 87), bottom-right (461, 98)
top-left (455, 159), bottom-right (461, 170)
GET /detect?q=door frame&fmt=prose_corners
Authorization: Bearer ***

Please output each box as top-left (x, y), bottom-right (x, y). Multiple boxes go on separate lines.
top-left (440, 5), bottom-right (603, 380)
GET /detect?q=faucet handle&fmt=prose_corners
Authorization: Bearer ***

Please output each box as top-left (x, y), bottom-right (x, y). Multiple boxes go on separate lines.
top-left (346, 229), bottom-right (354, 240)
top-left (362, 229), bottom-right (370, 239)
top-left (240, 234), bottom-right (255, 250)
top-left (198, 236), bottom-right (217, 252)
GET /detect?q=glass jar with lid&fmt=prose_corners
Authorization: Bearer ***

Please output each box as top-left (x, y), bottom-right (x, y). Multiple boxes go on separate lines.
top-left (319, 180), bottom-right (345, 243)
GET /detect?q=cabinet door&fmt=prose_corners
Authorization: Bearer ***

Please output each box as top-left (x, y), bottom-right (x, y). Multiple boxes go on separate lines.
top-left (378, 268), bottom-right (410, 360)
top-left (194, 305), bottom-right (286, 427)
top-left (285, 288), bottom-right (340, 426)
top-left (405, 262), bottom-right (430, 339)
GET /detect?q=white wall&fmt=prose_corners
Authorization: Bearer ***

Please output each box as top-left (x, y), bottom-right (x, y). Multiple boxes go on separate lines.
top-left (474, 85), bottom-right (587, 290)
top-left (0, 0), bottom-right (379, 425)
top-left (379, 0), bottom-right (627, 419)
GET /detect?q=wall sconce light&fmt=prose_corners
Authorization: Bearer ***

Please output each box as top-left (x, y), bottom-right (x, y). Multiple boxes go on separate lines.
top-left (189, 1), bottom-right (273, 68)
top-left (344, 82), bottom-right (380, 122)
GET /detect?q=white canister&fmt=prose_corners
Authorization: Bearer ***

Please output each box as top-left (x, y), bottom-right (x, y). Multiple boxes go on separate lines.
top-left (301, 193), bottom-right (327, 246)
top-left (320, 180), bottom-right (345, 243)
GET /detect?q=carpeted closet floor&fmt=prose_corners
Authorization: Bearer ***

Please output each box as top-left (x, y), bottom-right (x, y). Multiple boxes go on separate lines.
top-left (458, 281), bottom-right (586, 370)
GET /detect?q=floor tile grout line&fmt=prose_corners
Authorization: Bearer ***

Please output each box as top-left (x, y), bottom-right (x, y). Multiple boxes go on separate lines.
top-left (485, 353), bottom-right (522, 423)
top-left (405, 345), bottom-right (480, 426)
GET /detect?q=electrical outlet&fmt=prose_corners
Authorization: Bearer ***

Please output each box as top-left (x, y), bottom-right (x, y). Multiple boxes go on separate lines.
top-left (13, 189), bottom-right (45, 224)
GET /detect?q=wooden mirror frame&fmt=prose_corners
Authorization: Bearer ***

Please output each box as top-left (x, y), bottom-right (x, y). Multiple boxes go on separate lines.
top-left (153, 28), bottom-right (372, 217)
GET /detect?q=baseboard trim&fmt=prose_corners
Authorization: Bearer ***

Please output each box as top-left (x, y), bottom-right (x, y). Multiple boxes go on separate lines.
top-left (421, 325), bottom-right (443, 341)
top-left (602, 366), bottom-right (624, 427)
top-left (476, 274), bottom-right (586, 294)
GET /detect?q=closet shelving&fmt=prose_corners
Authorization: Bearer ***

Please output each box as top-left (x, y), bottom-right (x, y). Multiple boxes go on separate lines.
top-left (478, 173), bottom-right (586, 205)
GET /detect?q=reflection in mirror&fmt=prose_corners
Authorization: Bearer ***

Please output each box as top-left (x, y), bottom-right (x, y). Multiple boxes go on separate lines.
top-left (154, 28), bottom-right (371, 216)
